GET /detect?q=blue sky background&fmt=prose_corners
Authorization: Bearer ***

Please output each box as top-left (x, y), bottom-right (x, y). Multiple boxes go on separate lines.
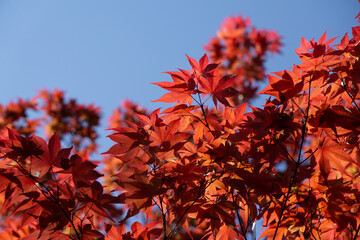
top-left (0, 1), bottom-right (358, 237)
top-left (0, 1), bottom-right (358, 147)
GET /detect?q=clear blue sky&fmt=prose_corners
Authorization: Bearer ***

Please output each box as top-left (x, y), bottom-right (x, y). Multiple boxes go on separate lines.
top-left (0, 0), bottom-right (358, 149)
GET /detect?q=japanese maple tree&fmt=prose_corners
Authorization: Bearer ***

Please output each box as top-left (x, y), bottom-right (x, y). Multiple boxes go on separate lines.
top-left (0, 9), bottom-right (359, 240)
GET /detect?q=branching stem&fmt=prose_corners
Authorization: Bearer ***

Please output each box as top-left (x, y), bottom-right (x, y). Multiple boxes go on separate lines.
top-left (272, 71), bottom-right (313, 239)
top-left (14, 159), bottom-right (82, 240)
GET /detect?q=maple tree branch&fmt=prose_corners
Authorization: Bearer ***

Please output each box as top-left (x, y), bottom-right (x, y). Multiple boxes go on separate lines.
top-left (191, 91), bottom-right (211, 131)
top-left (165, 181), bottom-right (204, 239)
top-left (138, 144), bottom-right (169, 238)
top-left (272, 162), bottom-right (301, 239)
top-left (353, 223), bottom-right (360, 240)
top-left (299, 146), bottom-right (318, 165)
top-left (290, 98), bottom-right (306, 116)
top-left (231, 191), bottom-right (248, 240)
top-left (191, 90), bottom-right (202, 106)
top-left (340, 78), bottom-right (360, 112)
top-left (311, 206), bottom-right (322, 240)
top-left (306, 199), bottom-right (321, 239)
top-left (271, 135), bottom-right (295, 163)
top-left (165, 178), bottom-right (217, 239)
top-left (273, 72), bottom-right (313, 239)
top-left (293, 209), bottom-right (318, 240)
top-left (182, 113), bottom-right (209, 131)
top-left (199, 103), bottom-right (211, 131)
top-left (13, 158), bottom-right (82, 240)
top-left (158, 195), bottom-right (167, 239)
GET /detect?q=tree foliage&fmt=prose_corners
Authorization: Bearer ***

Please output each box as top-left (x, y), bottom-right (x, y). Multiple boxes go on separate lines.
top-left (0, 9), bottom-right (360, 240)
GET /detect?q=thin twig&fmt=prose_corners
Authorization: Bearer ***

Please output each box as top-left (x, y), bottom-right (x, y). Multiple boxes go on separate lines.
top-left (353, 222), bottom-right (360, 239)
top-left (158, 195), bottom-right (167, 238)
top-left (338, 76), bottom-right (360, 111)
top-left (14, 159), bottom-right (82, 240)
top-left (165, 177), bottom-right (220, 239)
top-left (272, 71), bottom-right (313, 239)
top-left (231, 191), bottom-right (248, 240)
